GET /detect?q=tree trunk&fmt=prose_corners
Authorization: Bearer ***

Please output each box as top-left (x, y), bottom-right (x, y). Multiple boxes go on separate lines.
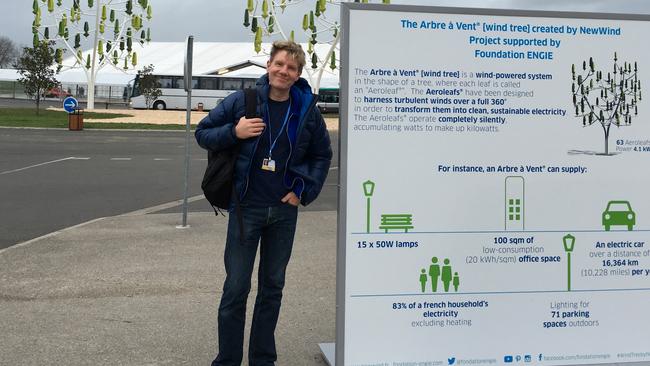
top-left (603, 124), bottom-right (611, 155)
top-left (87, 2), bottom-right (101, 110)
top-left (36, 95), bottom-right (40, 116)
top-left (87, 77), bottom-right (95, 109)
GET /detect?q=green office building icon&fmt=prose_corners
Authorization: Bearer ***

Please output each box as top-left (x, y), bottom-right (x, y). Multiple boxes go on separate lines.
top-left (505, 176), bottom-right (525, 231)
top-left (508, 199), bottom-right (522, 221)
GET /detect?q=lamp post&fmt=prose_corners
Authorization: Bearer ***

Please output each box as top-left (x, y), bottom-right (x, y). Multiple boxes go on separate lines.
top-left (563, 234), bottom-right (576, 291)
top-left (362, 180), bottom-right (375, 233)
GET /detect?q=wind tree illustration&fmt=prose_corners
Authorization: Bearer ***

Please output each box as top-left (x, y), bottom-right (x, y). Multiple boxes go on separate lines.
top-left (571, 52), bottom-right (642, 155)
top-left (31, 0), bottom-right (153, 109)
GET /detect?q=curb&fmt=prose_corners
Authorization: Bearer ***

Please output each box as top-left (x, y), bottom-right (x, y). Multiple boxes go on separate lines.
top-left (0, 194), bottom-right (208, 256)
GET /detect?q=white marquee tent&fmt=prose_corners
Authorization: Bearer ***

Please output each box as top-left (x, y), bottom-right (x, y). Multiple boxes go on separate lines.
top-left (54, 42), bottom-right (341, 89)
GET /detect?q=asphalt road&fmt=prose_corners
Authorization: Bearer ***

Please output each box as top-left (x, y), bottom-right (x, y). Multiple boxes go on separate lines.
top-left (0, 128), bottom-right (339, 249)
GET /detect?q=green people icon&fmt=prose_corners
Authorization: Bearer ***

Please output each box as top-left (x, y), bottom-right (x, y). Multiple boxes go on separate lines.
top-left (441, 258), bottom-right (453, 292)
top-left (428, 257), bottom-right (441, 292)
top-left (419, 256), bottom-right (461, 293)
top-left (419, 269), bottom-right (427, 293)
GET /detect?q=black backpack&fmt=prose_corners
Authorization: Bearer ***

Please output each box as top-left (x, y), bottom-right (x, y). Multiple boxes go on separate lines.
top-left (201, 88), bottom-right (257, 213)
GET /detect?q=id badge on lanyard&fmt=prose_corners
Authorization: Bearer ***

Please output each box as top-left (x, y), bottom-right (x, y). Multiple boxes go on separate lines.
top-left (261, 158), bottom-right (276, 171)
top-left (262, 100), bottom-right (291, 172)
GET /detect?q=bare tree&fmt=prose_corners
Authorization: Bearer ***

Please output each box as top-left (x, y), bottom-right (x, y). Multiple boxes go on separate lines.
top-left (0, 36), bottom-right (19, 68)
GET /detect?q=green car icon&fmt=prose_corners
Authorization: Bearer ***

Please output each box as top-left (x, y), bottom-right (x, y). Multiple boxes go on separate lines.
top-left (602, 200), bottom-right (635, 231)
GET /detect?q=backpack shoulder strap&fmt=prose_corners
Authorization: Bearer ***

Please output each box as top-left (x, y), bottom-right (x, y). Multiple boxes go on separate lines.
top-left (232, 88), bottom-right (257, 241)
top-left (244, 88), bottom-right (258, 118)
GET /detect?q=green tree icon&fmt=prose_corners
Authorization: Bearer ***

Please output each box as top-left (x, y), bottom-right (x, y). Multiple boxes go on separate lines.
top-left (571, 53), bottom-right (642, 155)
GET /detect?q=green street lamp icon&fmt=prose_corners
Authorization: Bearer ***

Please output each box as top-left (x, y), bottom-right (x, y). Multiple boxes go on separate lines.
top-left (563, 234), bottom-right (576, 291)
top-left (363, 180), bottom-right (375, 233)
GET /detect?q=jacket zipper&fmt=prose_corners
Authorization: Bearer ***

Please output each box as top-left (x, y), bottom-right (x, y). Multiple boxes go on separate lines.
top-left (284, 94), bottom-right (318, 195)
top-left (283, 113), bottom-right (295, 187)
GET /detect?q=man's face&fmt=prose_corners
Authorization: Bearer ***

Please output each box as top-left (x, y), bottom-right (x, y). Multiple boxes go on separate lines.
top-left (267, 50), bottom-right (301, 93)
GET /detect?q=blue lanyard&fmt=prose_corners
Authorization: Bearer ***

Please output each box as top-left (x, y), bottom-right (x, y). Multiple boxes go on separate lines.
top-left (265, 99), bottom-right (291, 159)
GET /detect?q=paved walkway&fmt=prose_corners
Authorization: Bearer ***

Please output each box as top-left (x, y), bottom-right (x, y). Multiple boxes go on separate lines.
top-left (0, 211), bottom-right (336, 366)
top-left (2, 209), bottom-right (641, 366)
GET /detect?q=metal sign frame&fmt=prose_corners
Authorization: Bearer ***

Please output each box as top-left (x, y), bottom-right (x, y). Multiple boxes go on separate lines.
top-left (338, 3), bottom-right (650, 365)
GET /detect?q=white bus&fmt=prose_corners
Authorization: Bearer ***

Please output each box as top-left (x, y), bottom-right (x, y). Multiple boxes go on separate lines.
top-left (129, 74), bottom-right (259, 110)
top-left (130, 73), bottom-right (339, 113)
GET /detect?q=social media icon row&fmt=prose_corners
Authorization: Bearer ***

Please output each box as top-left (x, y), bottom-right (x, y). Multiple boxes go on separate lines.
top-left (504, 354), bottom-right (541, 363)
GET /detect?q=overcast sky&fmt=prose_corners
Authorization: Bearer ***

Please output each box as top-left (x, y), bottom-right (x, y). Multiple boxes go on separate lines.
top-left (1, 0), bottom-right (650, 47)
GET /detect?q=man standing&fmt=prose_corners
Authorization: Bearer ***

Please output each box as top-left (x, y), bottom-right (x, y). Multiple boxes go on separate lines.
top-left (195, 41), bottom-right (332, 366)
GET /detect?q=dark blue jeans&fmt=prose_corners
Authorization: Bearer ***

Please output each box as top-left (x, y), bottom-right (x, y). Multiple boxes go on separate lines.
top-left (212, 204), bottom-right (298, 366)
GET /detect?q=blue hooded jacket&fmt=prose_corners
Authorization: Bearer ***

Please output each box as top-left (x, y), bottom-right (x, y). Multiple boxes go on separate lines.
top-left (195, 74), bottom-right (333, 206)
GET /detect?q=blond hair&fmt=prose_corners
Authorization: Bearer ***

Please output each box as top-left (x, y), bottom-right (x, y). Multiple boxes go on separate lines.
top-left (270, 40), bottom-right (306, 72)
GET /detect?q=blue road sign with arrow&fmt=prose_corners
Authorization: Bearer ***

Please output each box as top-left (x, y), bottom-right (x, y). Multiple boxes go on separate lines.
top-left (63, 97), bottom-right (79, 113)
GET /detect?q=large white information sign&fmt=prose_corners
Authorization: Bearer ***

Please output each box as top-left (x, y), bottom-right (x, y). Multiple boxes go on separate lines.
top-left (338, 4), bottom-right (650, 366)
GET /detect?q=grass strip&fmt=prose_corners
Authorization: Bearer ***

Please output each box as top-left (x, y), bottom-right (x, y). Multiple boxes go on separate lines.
top-left (0, 108), bottom-right (191, 130)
